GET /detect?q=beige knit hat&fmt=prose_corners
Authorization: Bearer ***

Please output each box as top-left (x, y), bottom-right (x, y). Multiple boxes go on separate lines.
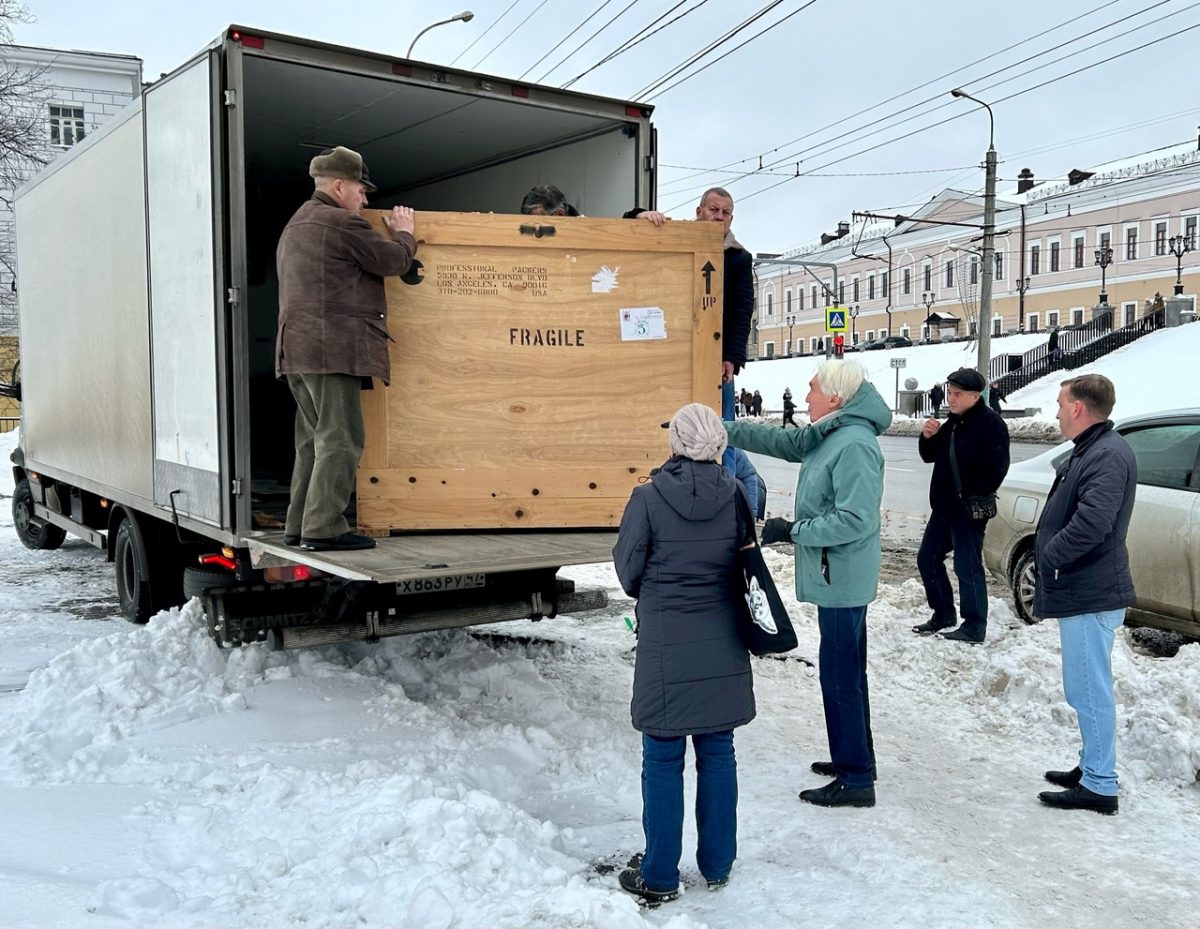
top-left (667, 403), bottom-right (727, 461)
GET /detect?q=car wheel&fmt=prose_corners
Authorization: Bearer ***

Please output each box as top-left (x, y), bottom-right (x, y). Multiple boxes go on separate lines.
top-left (1011, 548), bottom-right (1040, 625)
top-left (12, 478), bottom-right (67, 550)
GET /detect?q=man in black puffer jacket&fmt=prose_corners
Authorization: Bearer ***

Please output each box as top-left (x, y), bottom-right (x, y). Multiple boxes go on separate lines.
top-left (612, 403), bottom-right (755, 904)
top-left (913, 367), bottom-right (1010, 643)
top-left (1034, 375), bottom-right (1135, 816)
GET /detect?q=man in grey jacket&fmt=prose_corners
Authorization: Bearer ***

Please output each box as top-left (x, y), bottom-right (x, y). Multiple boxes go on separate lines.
top-left (276, 146), bottom-right (417, 552)
top-left (1034, 374), bottom-right (1135, 815)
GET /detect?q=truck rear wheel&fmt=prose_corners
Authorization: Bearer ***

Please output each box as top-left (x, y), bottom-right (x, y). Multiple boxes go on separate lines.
top-left (13, 478), bottom-right (66, 551)
top-left (114, 516), bottom-right (157, 624)
top-left (183, 565), bottom-right (242, 601)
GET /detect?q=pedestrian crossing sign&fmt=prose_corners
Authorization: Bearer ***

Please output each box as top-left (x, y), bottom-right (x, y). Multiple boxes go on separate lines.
top-left (825, 308), bottom-right (847, 333)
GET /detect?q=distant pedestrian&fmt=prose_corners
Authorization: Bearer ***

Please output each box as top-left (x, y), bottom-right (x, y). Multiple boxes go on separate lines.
top-left (928, 382), bottom-right (945, 418)
top-left (782, 388), bottom-right (798, 428)
top-left (988, 380), bottom-right (1007, 415)
top-left (1047, 327), bottom-right (1062, 367)
top-left (752, 390), bottom-right (763, 416)
top-left (1035, 374), bottom-right (1135, 816)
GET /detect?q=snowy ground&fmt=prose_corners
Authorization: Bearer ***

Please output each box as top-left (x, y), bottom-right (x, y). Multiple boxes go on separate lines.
top-left (2, 426), bottom-right (1199, 929)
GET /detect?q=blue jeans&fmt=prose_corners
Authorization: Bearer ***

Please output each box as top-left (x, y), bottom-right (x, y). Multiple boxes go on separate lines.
top-left (641, 731), bottom-right (737, 891)
top-left (1058, 610), bottom-right (1124, 796)
top-left (917, 513), bottom-right (989, 636)
top-left (817, 606), bottom-right (875, 788)
top-left (722, 380), bottom-right (735, 421)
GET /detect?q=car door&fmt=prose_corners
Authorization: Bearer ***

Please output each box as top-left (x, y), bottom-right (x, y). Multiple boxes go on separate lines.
top-left (1121, 421), bottom-right (1200, 621)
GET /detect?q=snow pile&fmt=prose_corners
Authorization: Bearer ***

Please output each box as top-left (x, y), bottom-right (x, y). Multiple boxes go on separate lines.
top-left (0, 601), bottom-right (265, 783)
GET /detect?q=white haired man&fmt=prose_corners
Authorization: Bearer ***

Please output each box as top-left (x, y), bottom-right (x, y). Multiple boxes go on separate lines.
top-left (725, 361), bottom-right (891, 807)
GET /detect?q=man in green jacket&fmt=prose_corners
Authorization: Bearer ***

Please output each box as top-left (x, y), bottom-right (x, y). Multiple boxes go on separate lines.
top-left (726, 360), bottom-right (891, 808)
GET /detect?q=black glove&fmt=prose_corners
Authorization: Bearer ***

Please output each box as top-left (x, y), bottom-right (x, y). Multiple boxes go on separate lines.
top-left (761, 517), bottom-right (796, 545)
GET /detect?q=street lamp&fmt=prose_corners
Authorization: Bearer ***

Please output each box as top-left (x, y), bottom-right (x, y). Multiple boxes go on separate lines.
top-left (1095, 245), bottom-right (1114, 306)
top-left (950, 88), bottom-right (997, 384)
top-left (1015, 275), bottom-right (1031, 331)
top-left (850, 304), bottom-right (860, 342)
top-left (407, 10), bottom-right (474, 58)
top-left (1169, 234), bottom-right (1191, 296)
top-left (786, 315), bottom-right (796, 356)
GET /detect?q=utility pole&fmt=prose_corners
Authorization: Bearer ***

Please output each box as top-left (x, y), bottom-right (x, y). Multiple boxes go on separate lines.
top-left (951, 88), bottom-right (997, 388)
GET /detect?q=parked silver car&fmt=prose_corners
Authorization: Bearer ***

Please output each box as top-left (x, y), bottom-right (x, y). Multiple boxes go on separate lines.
top-left (983, 409), bottom-right (1200, 636)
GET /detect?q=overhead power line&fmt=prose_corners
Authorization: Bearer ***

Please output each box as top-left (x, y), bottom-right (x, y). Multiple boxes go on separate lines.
top-left (518, 0), bottom-right (620, 80)
top-left (656, 0), bottom-right (1151, 193)
top-left (560, 0), bottom-right (711, 89)
top-left (631, 0), bottom-right (790, 99)
top-left (470, 0), bottom-right (553, 70)
top-left (661, 1), bottom-right (1196, 203)
top-left (641, 0), bottom-right (821, 101)
top-left (532, 0), bottom-right (645, 84)
top-left (448, 0), bottom-right (523, 67)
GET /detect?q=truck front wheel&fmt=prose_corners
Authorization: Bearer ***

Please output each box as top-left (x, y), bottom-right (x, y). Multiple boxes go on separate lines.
top-left (13, 478), bottom-right (66, 551)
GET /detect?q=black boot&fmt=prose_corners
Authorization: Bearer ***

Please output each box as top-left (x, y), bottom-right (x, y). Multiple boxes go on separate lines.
top-left (811, 760), bottom-right (878, 781)
top-left (618, 868), bottom-right (679, 904)
top-left (912, 617), bottom-right (954, 635)
top-left (1043, 766), bottom-right (1082, 789)
top-left (1038, 784), bottom-right (1118, 815)
top-left (799, 779), bottom-right (876, 808)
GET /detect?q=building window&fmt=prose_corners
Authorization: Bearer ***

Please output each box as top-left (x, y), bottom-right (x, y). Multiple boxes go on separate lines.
top-left (1126, 227), bottom-right (1138, 261)
top-left (765, 342), bottom-right (775, 358)
top-left (810, 337), bottom-right (819, 353)
top-left (1073, 235), bottom-right (1085, 268)
top-left (839, 281), bottom-right (845, 304)
top-left (1186, 216), bottom-right (1197, 250)
top-left (924, 264), bottom-right (932, 291)
top-left (868, 274), bottom-right (875, 300)
top-left (1099, 231), bottom-right (1111, 251)
top-left (903, 267), bottom-right (911, 294)
top-left (993, 317), bottom-right (1002, 336)
top-left (1073, 308), bottom-right (1084, 326)
top-left (865, 330), bottom-right (875, 342)
top-left (766, 292), bottom-right (773, 316)
top-left (824, 283), bottom-right (831, 308)
top-left (785, 289), bottom-right (792, 313)
top-left (921, 324), bottom-right (931, 341)
top-left (900, 325), bottom-right (910, 339)
top-left (1155, 222), bottom-right (1167, 256)
top-left (49, 104), bottom-right (86, 147)
top-left (944, 261), bottom-right (954, 288)
top-left (881, 271), bottom-right (889, 296)
top-left (969, 257), bottom-right (979, 285)
top-left (1030, 245), bottom-right (1040, 275)
top-left (1123, 302), bottom-right (1137, 326)
top-left (1049, 242), bottom-right (1060, 272)
top-left (1028, 313), bottom-right (1039, 332)
top-left (995, 251), bottom-right (1004, 280)
top-left (797, 289), bottom-right (804, 311)
top-left (784, 339), bottom-right (791, 356)
top-left (1048, 310), bottom-right (1060, 328)
top-left (968, 319), bottom-right (978, 336)
top-left (811, 285), bottom-right (818, 307)
top-left (852, 278), bottom-right (860, 302)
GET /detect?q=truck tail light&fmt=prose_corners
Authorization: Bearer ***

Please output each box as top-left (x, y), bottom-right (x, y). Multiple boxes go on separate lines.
top-left (263, 564), bottom-right (315, 584)
top-left (230, 31), bottom-right (265, 49)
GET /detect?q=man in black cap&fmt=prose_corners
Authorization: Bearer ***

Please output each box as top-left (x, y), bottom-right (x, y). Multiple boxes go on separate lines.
top-left (276, 145), bottom-right (417, 552)
top-left (912, 367), bottom-right (1010, 643)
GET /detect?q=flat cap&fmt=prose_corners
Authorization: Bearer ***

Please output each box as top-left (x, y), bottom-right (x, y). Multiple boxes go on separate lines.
top-left (946, 367), bottom-right (986, 392)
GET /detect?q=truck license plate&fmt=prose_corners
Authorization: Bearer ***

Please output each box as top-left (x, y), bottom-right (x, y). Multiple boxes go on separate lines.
top-left (396, 573), bottom-right (486, 595)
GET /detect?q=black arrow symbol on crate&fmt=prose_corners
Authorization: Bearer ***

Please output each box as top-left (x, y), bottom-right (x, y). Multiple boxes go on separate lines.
top-left (701, 261), bottom-right (716, 295)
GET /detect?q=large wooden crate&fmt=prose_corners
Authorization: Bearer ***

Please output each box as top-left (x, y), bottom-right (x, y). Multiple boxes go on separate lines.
top-left (357, 211), bottom-right (725, 532)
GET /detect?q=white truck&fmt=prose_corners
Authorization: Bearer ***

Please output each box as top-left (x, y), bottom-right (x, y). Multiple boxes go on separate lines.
top-left (11, 26), bottom-right (660, 646)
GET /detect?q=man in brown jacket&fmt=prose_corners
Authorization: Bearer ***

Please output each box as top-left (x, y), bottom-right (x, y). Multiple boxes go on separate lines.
top-left (276, 146), bottom-right (417, 551)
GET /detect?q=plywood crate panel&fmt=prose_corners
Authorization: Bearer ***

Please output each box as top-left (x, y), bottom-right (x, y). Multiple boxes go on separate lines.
top-left (358, 211), bottom-right (725, 532)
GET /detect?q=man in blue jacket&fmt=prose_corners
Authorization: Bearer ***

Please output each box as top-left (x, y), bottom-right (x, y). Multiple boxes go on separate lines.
top-left (1034, 374), bottom-right (1135, 815)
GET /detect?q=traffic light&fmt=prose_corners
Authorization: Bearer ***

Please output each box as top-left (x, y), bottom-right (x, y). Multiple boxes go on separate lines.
top-left (834, 333), bottom-right (845, 357)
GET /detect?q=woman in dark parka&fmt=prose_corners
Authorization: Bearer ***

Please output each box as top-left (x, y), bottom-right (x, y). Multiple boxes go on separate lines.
top-left (612, 402), bottom-right (756, 903)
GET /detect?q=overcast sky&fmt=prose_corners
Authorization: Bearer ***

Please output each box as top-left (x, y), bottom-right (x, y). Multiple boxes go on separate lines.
top-left (15, 0), bottom-right (1200, 251)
